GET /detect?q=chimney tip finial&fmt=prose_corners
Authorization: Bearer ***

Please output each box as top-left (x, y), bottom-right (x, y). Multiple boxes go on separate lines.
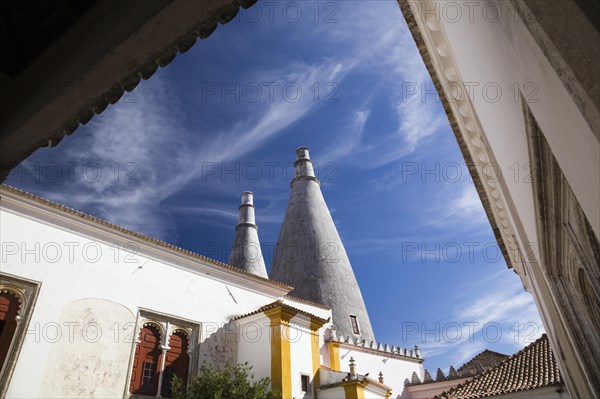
top-left (349, 357), bottom-right (356, 376)
top-left (240, 191), bottom-right (254, 206)
top-left (296, 146), bottom-right (310, 160)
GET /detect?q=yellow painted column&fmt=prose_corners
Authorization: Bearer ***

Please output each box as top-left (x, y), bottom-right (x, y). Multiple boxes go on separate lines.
top-left (342, 380), bottom-right (366, 399)
top-left (264, 305), bottom-right (297, 399)
top-left (327, 341), bottom-right (341, 371)
top-left (310, 316), bottom-right (327, 398)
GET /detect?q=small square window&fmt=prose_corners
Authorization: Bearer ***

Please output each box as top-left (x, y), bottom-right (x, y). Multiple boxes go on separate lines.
top-left (350, 315), bottom-right (360, 335)
top-left (301, 374), bottom-right (310, 392)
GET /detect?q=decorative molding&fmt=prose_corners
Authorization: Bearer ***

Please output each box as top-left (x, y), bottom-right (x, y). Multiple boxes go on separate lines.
top-left (126, 309), bottom-right (200, 398)
top-left (399, 0), bottom-right (530, 286)
top-left (326, 328), bottom-right (423, 363)
top-left (524, 104), bottom-right (600, 396)
top-left (0, 273), bottom-right (42, 398)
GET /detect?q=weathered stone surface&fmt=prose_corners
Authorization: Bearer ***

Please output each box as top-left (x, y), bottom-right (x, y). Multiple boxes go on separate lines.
top-left (270, 147), bottom-right (376, 342)
top-left (229, 192), bottom-right (268, 279)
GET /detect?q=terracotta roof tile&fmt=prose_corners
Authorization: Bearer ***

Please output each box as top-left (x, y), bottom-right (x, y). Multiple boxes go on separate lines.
top-left (232, 300), bottom-right (328, 324)
top-left (457, 349), bottom-right (509, 376)
top-left (283, 294), bottom-right (331, 310)
top-left (435, 335), bottom-right (562, 399)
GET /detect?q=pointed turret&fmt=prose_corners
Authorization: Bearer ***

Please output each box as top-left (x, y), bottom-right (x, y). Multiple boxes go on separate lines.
top-left (229, 191), bottom-right (268, 278)
top-left (270, 147), bottom-right (376, 341)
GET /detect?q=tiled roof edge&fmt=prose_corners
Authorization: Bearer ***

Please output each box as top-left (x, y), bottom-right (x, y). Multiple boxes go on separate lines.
top-left (434, 334), bottom-right (560, 399)
top-left (0, 184), bottom-right (292, 291)
top-left (231, 300), bottom-right (329, 323)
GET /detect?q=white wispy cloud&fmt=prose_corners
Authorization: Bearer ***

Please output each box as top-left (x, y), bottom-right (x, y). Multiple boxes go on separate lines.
top-left (424, 183), bottom-right (489, 232)
top-left (419, 271), bottom-right (544, 369)
top-left (307, 1), bottom-right (446, 167)
top-left (197, 60), bottom-right (349, 163)
top-left (12, 59), bottom-right (349, 241)
top-left (320, 109), bottom-right (370, 163)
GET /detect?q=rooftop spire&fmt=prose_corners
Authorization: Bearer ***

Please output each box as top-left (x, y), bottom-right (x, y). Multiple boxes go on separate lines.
top-left (228, 191), bottom-right (268, 278)
top-left (270, 147), bottom-right (376, 341)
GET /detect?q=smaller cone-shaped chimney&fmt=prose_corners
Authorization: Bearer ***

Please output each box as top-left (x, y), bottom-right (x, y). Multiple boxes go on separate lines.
top-left (229, 192), bottom-right (268, 278)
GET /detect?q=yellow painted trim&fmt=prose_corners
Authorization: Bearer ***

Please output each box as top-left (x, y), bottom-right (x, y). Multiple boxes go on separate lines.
top-left (342, 380), bottom-right (366, 399)
top-left (271, 323), bottom-right (292, 398)
top-left (328, 341), bottom-right (341, 371)
top-left (264, 304), bottom-right (297, 399)
top-left (310, 316), bottom-right (322, 398)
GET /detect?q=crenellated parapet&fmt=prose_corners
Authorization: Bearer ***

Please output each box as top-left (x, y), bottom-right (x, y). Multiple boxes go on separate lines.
top-left (406, 365), bottom-right (481, 386)
top-left (405, 348), bottom-right (509, 386)
top-left (325, 328), bottom-right (423, 362)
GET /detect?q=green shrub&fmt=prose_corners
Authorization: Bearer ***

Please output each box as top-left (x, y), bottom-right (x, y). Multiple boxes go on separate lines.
top-left (171, 361), bottom-right (280, 399)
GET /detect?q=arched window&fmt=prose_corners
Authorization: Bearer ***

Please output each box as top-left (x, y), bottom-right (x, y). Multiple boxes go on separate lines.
top-left (0, 291), bottom-right (20, 370)
top-left (129, 324), bottom-right (162, 396)
top-left (161, 330), bottom-right (190, 398)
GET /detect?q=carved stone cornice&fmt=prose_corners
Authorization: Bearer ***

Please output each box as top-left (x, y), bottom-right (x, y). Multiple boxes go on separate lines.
top-left (399, 0), bottom-right (529, 287)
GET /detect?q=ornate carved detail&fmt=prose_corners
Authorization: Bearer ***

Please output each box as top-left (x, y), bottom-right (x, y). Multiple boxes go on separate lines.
top-left (399, 0), bottom-right (528, 287)
top-left (0, 288), bottom-right (24, 319)
top-left (0, 273), bottom-right (41, 398)
top-left (524, 103), bottom-right (600, 394)
top-left (138, 319), bottom-right (166, 344)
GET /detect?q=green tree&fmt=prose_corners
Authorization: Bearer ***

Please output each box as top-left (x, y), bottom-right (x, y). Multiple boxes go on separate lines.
top-left (171, 362), bottom-right (280, 399)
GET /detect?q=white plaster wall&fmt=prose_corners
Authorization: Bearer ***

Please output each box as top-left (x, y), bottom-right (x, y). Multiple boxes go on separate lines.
top-left (437, 0), bottom-right (599, 249)
top-left (335, 346), bottom-right (423, 399)
top-left (236, 314), bottom-right (272, 385)
top-left (319, 382), bottom-right (389, 399)
top-left (403, 377), bottom-right (471, 399)
top-left (320, 369), bottom-right (348, 386)
top-left (283, 297), bottom-right (332, 321)
top-left (490, 385), bottom-right (570, 399)
top-left (318, 385), bottom-right (346, 399)
top-left (0, 206), bottom-right (284, 398)
top-left (289, 317), bottom-right (316, 398)
top-left (321, 338), bottom-right (332, 370)
top-left (364, 384), bottom-right (391, 399)
top-left (283, 296), bottom-right (334, 377)
top-left (37, 298), bottom-right (135, 397)
top-left (198, 320), bottom-right (238, 367)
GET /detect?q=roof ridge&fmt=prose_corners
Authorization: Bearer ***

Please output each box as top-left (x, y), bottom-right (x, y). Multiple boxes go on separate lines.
top-left (0, 184), bottom-right (292, 290)
top-left (232, 300), bottom-right (329, 323)
top-left (434, 334), bottom-right (560, 399)
top-left (458, 348), bottom-right (508, 371)
top-left (284, 294), bottom-right (332, 310)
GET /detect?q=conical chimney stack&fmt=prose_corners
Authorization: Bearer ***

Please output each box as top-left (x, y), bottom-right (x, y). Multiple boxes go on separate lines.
top-left (270, 147), bottom-right (375, 341)
top-left (229, 191), bottom-right (268, 278)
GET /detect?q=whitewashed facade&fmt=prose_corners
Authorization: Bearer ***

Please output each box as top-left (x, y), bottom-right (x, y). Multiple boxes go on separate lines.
top-left (0, 185), bottom-right (423, 398)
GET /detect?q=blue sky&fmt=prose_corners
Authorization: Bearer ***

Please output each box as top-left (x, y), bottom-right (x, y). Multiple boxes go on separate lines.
top-left (6, 0), bottom-right (543, 374)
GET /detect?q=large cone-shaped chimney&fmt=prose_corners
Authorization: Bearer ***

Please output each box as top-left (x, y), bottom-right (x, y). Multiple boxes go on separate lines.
top-left (270, 147), bottom-right (375, 341)
top-left (229, 192), bottom-right (268, 279)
